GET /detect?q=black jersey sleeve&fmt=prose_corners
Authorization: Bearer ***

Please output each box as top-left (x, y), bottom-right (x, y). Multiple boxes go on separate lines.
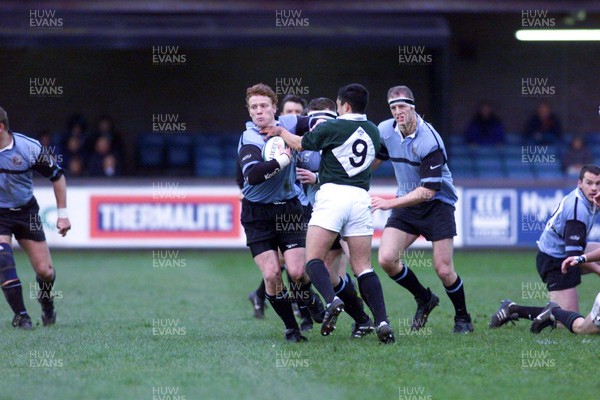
top-left (239, 144), bottom-right (283, 185)
top-left (32, 150), bottom-right (64, 182)
top-left (295, 116), bottom-right (311, 136)
top-left (235, 165), bottom-right (244, 189)
top-left (419, 148), bottom-right (445, 191)
top-left (376, 143), bottom-right (390, 161)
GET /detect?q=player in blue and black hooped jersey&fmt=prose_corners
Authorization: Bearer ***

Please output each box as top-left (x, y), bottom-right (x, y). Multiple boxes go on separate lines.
top-left (371, 85), bottom-right (473, 334)
top-left (238, 84), bottom-right (322, 342)
top-left (246, 94), bottom-right (325, 332)
top-left (0, 106), bottom-right (70, 329)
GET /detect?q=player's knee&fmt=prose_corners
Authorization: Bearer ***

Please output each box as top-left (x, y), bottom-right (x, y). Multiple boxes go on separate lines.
top-left (378, 251), bottom-right (397, 269)
top-left (35, 264), bottom-right (54, 281)
top-left (36, 266), bottom-right (55, 282)
top-left (285, 267), bottom-right (303, 283)
top-left (262, 268), bottom-right (282, 285)
top-left (434, 262), bottom-right (454, 282)
top-left (0, 244), bottom-right (18, 286)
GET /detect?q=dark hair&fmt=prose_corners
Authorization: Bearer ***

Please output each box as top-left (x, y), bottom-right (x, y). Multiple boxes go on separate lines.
top-left (281, 95), bottom-right (307, 110)
top-left (579, 164), bottom-right (600, 180)
top-left (337, 83), bottom-right (368, 114)
top-left (307, 97), bottom-right (336, 112)
top-left (0, 106), bottom-right (9, 131)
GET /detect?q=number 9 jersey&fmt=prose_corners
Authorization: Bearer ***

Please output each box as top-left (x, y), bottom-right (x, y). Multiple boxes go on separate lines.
top-left (300, 114), bottom-right (381, 191)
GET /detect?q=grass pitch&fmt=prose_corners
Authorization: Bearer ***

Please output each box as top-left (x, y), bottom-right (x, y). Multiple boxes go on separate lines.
top-left (1, 249), bottom-right (598, 400)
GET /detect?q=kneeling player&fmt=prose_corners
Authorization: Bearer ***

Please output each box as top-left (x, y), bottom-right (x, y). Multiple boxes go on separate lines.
top-left (490, 165), bottom-right (600, 329)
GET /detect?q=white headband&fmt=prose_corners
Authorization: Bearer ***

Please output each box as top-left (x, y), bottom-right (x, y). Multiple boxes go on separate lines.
top-left (388, 97), bottom-right (415, 108)
top-left (308, 110), bottom-right (337, 119)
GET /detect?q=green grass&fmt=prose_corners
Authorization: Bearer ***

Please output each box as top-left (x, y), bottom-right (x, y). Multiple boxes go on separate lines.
top-left (2, 250), bottom-right (599, 400)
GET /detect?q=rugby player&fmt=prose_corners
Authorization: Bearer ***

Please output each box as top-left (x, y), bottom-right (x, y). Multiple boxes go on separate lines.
top-left (238, 84), bottom-right (318, 342)
top-left (263, 84), bottom-right (395, 344)
top-left (490, 165), bottom-right (600, 329)
top-left (371, 85), bottom-right (473, 333)
top-left (0, 106), bottom-right (70, 329)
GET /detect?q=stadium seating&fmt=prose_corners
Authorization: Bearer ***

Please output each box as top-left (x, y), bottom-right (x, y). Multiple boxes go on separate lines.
top-left (137, 132), bottom-right (165, 169)
top-left (166, 134), bottom-right (193, 171)
top-left (135, 131), bottom-right (600, 179)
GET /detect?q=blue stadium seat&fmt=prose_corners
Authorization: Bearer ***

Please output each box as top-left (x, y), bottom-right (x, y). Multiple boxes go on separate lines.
top-left (137, 132), bottom-right (165, 168)
top-left (452, 168), bottom-right (477, 179)
top-left (533, 163), bottom-right (564, 180)
top-left (585, 134), bottom-right (600, 145)
top-left (506, 168), bottom-right (534, 180)
top-left (195, 157), bottom-right (224, 177)
top-left (471, 146), bottom-right (502, 158)
top-left (450, 159), bottom-right (477, 178)
top-left (505, 132), bottom-right (522, 145)
top-left (166, 134), bottom-right (193, 168)
top-left (448, 145), bottom-right (472, 158)
top-left (504, 156), bottom-right (527, 170)
top-left (502, 144), bottom-right (524, 158)
top-left (588, 143), bottom-right (600, 158)
top-left (474, 157), bottom-right (505, 178)
top-left (448, 135), bottom-right (465, 146)
top-left (449, 156), bottom-right (473, 170)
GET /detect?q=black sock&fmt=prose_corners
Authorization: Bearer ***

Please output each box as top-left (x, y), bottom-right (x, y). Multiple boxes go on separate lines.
top-left (288, 280), bottom-right (311, 319)
top-left (306, 259), bottom-right (335, 304)
top-left (2, 280), bottom-right (28, 316)
top-left (256, 279), bottom-right (266, 302)
top-left (391, 264), bottom-right (429, 301)
top-left (445, 275), bottom-right (468, 317)
top-left (334, 274), bottom-right (370, 324)
top-left (552, 309), bottom-right (583, 332)
top-left (510, 305), bottom-right (544, 320)
top-left (357, 270), bottom-right (388, 325)
top-left (265, 290), bottom-right (299, 331)
top-left (36, 273), bottom-right (55, 306)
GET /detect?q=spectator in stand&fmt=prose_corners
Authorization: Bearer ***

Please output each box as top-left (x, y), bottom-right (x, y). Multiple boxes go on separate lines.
top-left (36, 128), bottom-right (54, 149)
top-left (563, 137), bottom-right (594, 178)
top-left (87, 134), bottom-right (120, 177)
top-left (464, 101), bottom-right (505, 146)
top-left (87, 115), bottom-right (124, 160)
top-left (68, 155), bottom-right (85, 177)
top-left (524, 101), bottom-right (562, 145)
top-left (60, 113), bottom-right (89, 175)
top-left (86, 115), bottom-right (124, 176)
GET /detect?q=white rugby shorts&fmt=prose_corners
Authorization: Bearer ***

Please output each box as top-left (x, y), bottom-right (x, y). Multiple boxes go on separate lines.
top-left (308, 183), bottom-right (373, 237)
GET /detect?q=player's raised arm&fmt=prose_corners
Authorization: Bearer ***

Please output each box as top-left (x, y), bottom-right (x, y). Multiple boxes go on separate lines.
top-left (261, 126), bottom-right (303, 151)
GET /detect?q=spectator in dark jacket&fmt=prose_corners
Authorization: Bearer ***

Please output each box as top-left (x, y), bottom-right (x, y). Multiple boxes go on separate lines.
top-left (524, 101), bottom-right (562, 145)
top-left (464, 101), bottom-right (505, 146)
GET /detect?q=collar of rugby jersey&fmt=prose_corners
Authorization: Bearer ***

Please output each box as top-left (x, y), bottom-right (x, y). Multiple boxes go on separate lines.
top-left (337, 113), bottom-right (367, 121)
top-left (0, 135), bottom-right (14, 152)
top-left (575, 186), bottom-right (597, 214)
top-left (394, 114), bottom-right (423, 141)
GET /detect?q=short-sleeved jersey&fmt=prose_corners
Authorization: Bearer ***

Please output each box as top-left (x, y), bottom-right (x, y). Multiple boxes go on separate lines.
top-left (0, 132), bottom-right (63, 208)
top-left (301, 114), bottom-right (380, 192)
top-left (377, 116), bottom-right (457, 206)
top-left (538, 187), bottom-right (598, 259)
top-left (238, 114), bottom-right (299, 203)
